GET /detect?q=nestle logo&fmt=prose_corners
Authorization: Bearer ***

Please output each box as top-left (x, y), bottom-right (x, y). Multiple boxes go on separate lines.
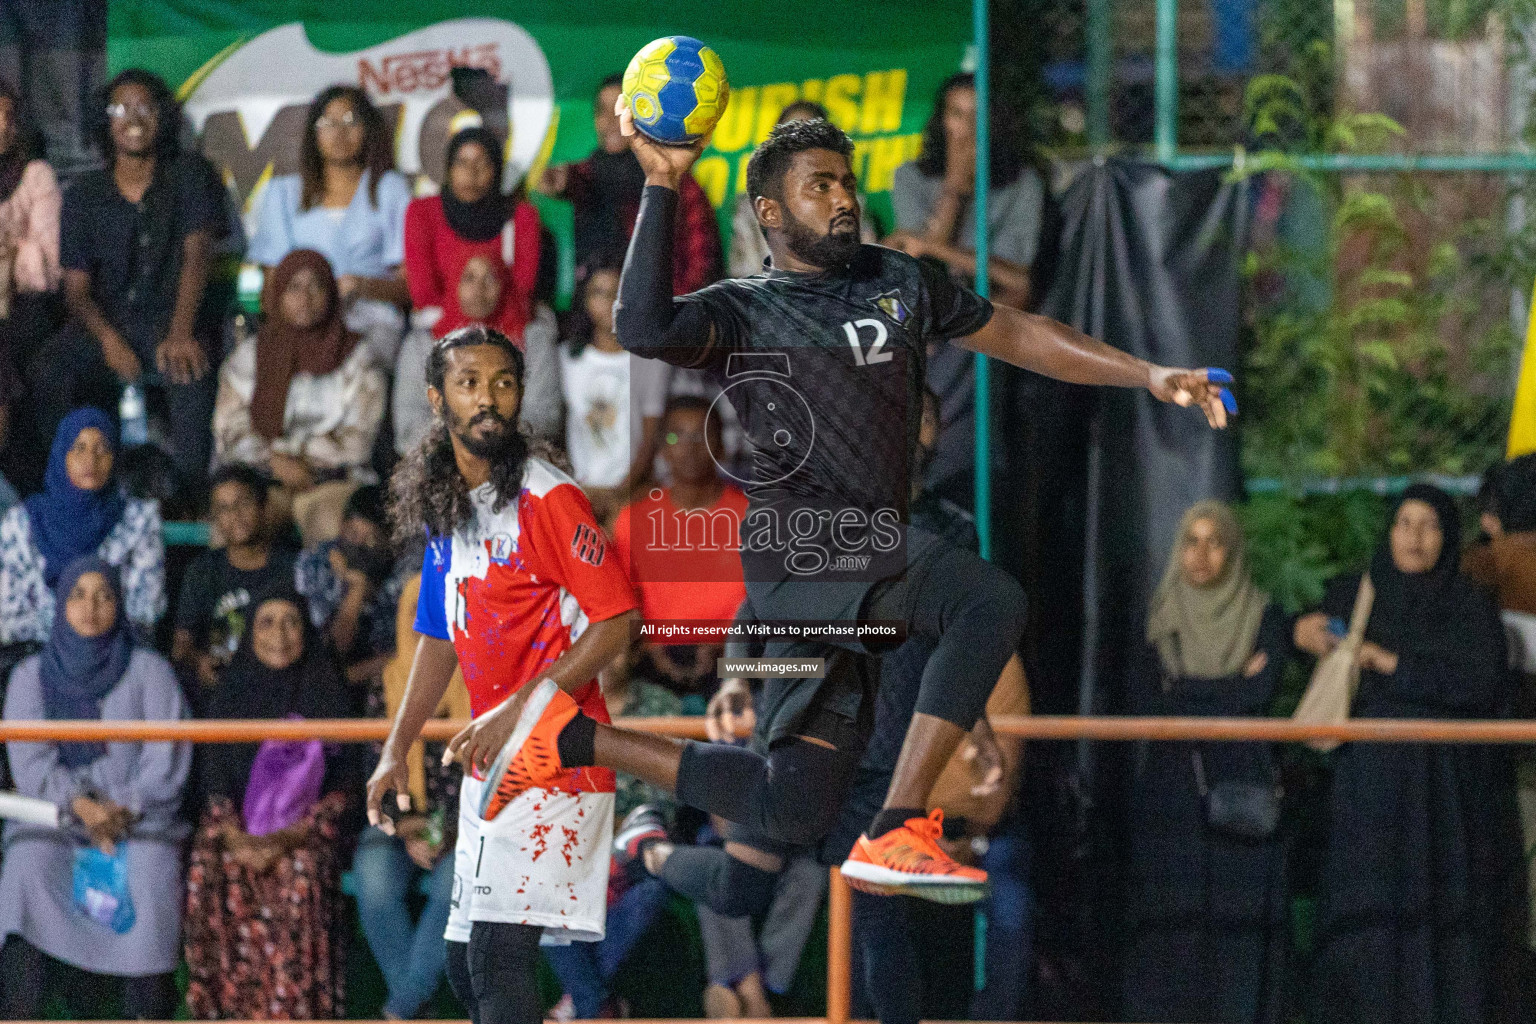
top-left (358, 43), bottom-right (501, 95)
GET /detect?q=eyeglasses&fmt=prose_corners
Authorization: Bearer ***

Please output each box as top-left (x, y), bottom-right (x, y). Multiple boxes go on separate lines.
top-left (105, 102), bottom-right (157, 121)
top-left (315, 111), bottom-right (359, 132)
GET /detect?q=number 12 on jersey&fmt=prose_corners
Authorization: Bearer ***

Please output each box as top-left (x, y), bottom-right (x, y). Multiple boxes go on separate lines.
top-left (843, 318), bottom-right (892, 366)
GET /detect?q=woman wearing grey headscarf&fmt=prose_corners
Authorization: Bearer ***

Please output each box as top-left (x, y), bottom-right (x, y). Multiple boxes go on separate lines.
top-left (1122, 500), bottom-right (1291, 1023)
top-left (0, 555), bottom-right (190, 1019)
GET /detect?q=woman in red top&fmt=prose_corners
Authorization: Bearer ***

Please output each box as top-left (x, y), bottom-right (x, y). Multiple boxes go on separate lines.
top-left (403, 125), bottom-right (541, 342)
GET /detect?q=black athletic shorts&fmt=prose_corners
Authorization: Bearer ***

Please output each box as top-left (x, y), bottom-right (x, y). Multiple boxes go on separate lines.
top-left (746, 526), bottom-right (944, 747)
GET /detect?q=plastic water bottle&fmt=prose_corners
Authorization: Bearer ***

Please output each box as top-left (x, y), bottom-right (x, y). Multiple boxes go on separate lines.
top-left (119, 382), bottom-right (148, 448)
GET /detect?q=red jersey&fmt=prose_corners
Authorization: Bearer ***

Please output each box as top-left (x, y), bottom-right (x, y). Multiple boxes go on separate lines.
top-left (611, 485), bottom-right (749, 625)
top-left (415, 458), bottom-right (637, 789)
top-left (403, 195), bottom-right (542, 339)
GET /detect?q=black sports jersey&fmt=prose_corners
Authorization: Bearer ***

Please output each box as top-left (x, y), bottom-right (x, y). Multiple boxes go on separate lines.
top-left (615, 187), bottom-right (992, 584)
top-left (667, 245), bottom-right (991, 517)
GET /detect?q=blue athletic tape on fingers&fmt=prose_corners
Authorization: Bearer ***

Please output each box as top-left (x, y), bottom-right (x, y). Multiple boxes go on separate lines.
top-left (1206, 368), bottom-right (1234, 384)
top-left (1219, 388), bottom-right (1238, 414)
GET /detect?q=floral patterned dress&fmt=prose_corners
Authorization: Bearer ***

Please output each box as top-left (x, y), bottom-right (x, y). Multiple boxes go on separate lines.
top-left (0, 497), bottom-right (165, 644)
top-left (183, 792), bottom-right (351, 1020)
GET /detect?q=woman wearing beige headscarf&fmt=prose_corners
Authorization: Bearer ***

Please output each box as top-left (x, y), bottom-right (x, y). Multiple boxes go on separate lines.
top-left (1123, 500), bottom-right (1291, 1024)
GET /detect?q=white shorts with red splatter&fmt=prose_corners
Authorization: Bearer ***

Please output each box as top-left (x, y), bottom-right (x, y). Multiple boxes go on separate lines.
top-left (445, 774), bottom-right (615, 945)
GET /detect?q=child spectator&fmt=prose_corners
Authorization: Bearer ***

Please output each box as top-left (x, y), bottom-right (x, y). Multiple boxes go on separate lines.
top-left (33, 69), bottom-right (224, 498)
top-left (248, 85), bottom-right (411, 368)
top-left (213, 248), bottom-right (385, 545)
top-left (294, 484), bottom-right (410, 692)
top-left (183, 588), bottom-right (357, 1020)
top-left (0, 408), bottom-right (164, 647)
top-left (171, 464), bottom-right (297, 710)
top-left (0, 557), bottom-right (190, 1020)
top-left (540, 73), bottom-right (720, 291)
top-left (612, 395), bottom-right (747, 697)
top-left (394, 252), bottom-right (561, 454)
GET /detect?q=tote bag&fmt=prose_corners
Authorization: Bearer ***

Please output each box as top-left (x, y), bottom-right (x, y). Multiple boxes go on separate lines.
top-left (1292, 575), bottom-right (1374, 752)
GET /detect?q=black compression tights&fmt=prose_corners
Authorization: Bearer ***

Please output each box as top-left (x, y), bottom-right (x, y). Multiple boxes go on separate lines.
top-left (863, 538), bottom-right (1026, 731)
top-left (444, 922), bottom-right (544, 1024)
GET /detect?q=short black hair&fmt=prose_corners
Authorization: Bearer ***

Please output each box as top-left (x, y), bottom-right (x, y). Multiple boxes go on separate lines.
top-left (662, 394), bottom-right (722, 442)
top-left (96, 68), bottom-right (180, 164)
top-left (746, 118), bottom-right (855, 204)
top-left (209, 464), bottom-right (271, 505)
top-left (778, 100), bottom-right (831, 125)
top-left (344, 484), bottom-right (388, 529)
top-left (595, 73), bottom-right (624, 103)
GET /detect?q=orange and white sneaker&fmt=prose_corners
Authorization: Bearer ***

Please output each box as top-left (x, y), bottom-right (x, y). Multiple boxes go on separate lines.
top-left (840, 808), bottom-right (988, 904)
top-left (478, 679), bottom-right (578, 820)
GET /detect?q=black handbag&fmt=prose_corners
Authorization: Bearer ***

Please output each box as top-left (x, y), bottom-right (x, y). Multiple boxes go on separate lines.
top-left (1192, 749), bottom-right (1282, 841)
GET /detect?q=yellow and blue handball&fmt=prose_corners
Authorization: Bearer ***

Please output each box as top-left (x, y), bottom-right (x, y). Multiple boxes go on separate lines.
top-left (622, 35), bottom-right (730, 145)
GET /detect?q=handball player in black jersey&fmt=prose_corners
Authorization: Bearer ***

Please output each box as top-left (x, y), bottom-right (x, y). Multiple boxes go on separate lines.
top-left (443, 106), bottom-right (1232, 900)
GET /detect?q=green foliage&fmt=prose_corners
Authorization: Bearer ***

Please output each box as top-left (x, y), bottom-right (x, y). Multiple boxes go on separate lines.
top-left (1239, 491), bottom-right (1388, 613)
top-left (1236, 67), bottom-right (1513, 481)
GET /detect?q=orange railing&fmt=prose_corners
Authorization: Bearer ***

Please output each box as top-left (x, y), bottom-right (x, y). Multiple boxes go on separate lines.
top-left (6, 714), bottom-right (1536, 745)
top-left (5, 712), bottom-right (1534, 1024)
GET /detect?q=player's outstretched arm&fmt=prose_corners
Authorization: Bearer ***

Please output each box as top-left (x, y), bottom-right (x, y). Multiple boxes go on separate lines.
top-left (955, 304), bottom-right (1235, 429)
top-left (444, 609), bottom-right (640, 776)
top-left (367, 634), bottom-right (459, 832)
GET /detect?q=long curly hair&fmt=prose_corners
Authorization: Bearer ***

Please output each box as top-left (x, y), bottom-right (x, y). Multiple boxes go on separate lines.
top-left (390, 325), bottom-right (530, 544)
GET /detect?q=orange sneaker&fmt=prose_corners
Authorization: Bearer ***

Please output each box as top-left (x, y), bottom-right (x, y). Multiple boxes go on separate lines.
top-left (478, 679), bottom-right (578, 820)
top-left (840, 808), bottom-right (987, 904)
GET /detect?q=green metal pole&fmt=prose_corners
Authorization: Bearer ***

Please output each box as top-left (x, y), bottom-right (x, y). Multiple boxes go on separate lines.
top-left (973, 0), bottom-right (992, 560)
top-left (1155, 0), bottom-right (1178, 161)
top-left (1163, 150), bottom-right (1536, 173)
top-left (1086, 0), bottom-right (1112, 147)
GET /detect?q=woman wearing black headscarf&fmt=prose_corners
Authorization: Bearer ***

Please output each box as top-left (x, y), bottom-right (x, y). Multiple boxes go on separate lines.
top-left (182, 586), bottom-right (356, 1020)
top-left (1295, 484), bottom-right (1525, 1024)
top-left (1122, 500), bottom-right (1291, 1023)
top-left (396, 123), bottom-right (560, 453)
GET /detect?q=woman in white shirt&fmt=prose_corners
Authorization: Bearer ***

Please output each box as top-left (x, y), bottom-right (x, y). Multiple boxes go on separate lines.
top-left (213, 249), bottom-right (385, 544)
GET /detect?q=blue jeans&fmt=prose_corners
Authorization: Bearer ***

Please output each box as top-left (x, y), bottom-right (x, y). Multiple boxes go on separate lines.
top-left (543, 878), bottom-right (668, 1018)
top-left (353, 826), bottom-right (457, 1019)
top-left (971, 827), bottom-right (1034, 1020)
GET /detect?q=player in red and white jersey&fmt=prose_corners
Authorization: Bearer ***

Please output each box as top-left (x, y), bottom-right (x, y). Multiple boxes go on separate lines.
top-left (367, 325), bottom-right (637, 1024)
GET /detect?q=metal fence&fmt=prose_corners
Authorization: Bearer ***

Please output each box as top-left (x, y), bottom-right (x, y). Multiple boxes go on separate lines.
top-left (1005, 0), bottom-right (1536, 495)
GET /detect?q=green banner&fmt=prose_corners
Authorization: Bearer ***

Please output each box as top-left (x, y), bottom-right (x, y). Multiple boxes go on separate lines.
top-left (108, 1), bottom-right (972, 301)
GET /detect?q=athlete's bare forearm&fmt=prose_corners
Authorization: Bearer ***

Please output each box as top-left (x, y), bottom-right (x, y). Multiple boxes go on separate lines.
top-left (383, 635), bottom-right (459, 754)
top-left (954, 303), bottom-right (1150, 388)
top-left (543, 610), bottom-right (638, 695)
